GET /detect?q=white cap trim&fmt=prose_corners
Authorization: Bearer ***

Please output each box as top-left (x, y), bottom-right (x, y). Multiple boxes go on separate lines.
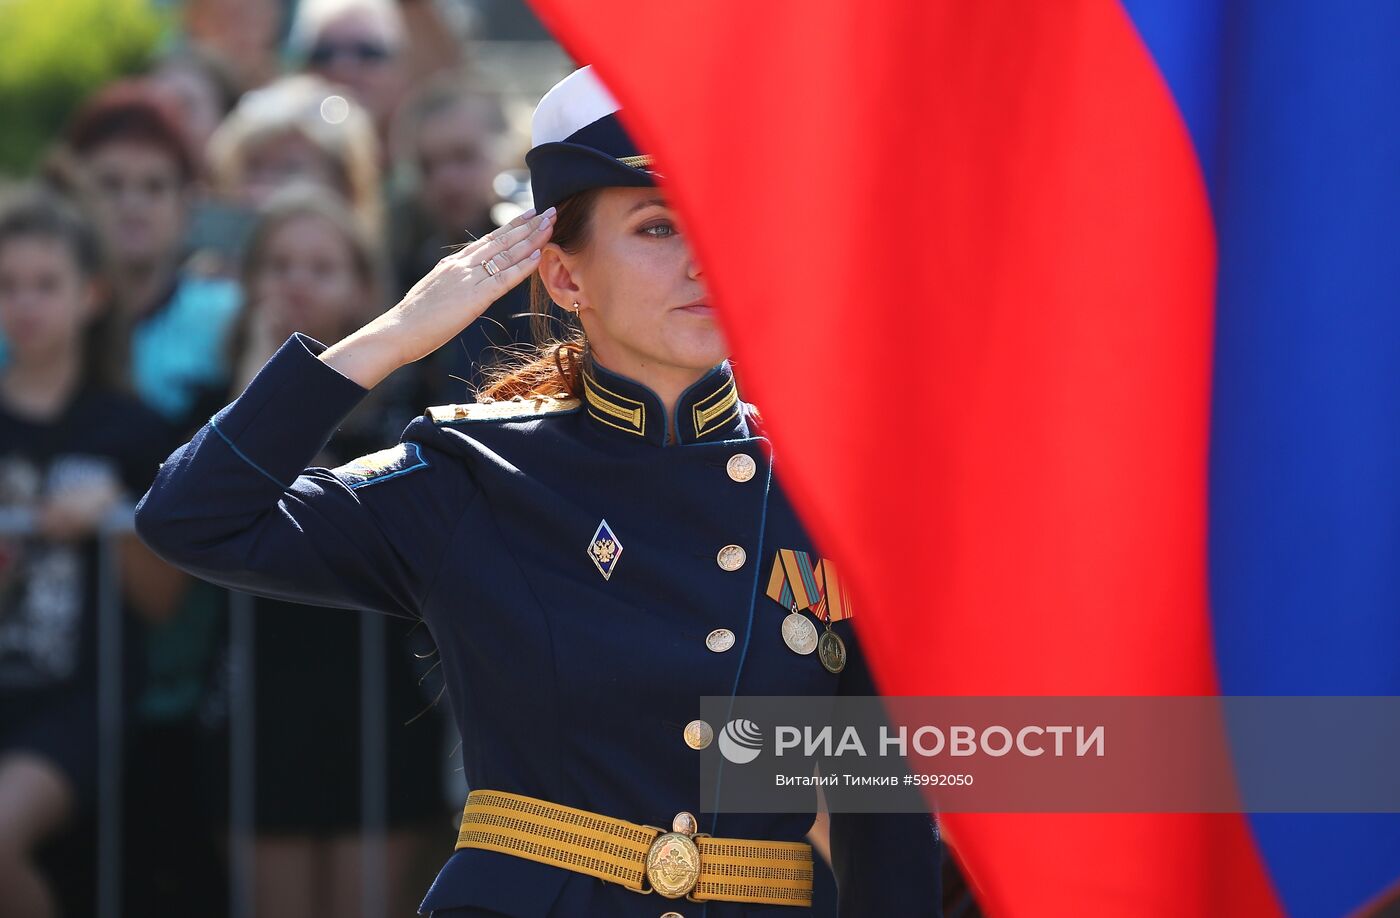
top-left (531, 65), bottom-right (622, 148)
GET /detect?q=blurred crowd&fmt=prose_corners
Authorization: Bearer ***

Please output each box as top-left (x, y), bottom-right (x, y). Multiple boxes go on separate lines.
top-left (0, 1), bottom-right (574, 915)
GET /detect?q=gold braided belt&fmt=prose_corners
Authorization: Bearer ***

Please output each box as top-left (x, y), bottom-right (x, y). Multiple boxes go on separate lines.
top-left (455, 789), bottom-right (813, 906)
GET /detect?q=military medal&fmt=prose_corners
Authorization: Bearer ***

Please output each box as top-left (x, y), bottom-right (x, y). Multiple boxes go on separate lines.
top-left (767, 551), bottom-right (854, 671)
top-left (816, 627), bottom-right (847, 674)
top-left (781, 610), bottom-right (819, 654)
top-left (812, 559), bottom-right (849, 673)
top-left (767, 549), bottom-right (823, 657)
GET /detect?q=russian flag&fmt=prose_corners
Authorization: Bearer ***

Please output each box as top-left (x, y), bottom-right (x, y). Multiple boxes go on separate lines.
top-left (525, 2), bottom-right (1400, 915)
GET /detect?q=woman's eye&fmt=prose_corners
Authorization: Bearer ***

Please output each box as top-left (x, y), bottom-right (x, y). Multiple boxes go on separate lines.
top-left (641, 222), bottom-right (676, 238)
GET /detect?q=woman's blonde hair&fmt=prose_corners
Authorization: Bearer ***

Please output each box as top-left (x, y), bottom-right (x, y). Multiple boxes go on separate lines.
top-left (476, 188), bottom-right (602, 402)
top-left (207, 74), bottom-right (383, 240)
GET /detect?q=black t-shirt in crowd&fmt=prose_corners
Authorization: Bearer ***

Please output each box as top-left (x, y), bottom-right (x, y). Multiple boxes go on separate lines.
top-left (0, 384), bottom-right (174, 699)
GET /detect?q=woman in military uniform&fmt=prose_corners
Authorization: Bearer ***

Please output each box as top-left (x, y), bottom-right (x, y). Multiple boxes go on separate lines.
top-left (135, 66), bottom-right (941, 917)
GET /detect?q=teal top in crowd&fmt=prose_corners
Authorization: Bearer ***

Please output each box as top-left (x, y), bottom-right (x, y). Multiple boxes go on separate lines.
top-left (129, 272), bottom-right (242, 425)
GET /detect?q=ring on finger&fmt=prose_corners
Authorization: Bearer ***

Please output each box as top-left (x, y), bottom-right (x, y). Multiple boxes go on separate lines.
top-left (481, 256), bottom-right (502, 277)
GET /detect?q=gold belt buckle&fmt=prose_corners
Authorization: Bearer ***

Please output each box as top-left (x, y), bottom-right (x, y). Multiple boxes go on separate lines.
top-left (635, 813), bottom-right (708, 899)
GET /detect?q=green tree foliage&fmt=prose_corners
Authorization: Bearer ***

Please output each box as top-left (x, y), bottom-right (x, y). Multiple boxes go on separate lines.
top-left (0, 0), bottom-right (167, 176)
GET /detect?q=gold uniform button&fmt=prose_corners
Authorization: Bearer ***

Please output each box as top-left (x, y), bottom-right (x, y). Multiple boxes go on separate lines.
top-left (660, 912), bottom-right (685, 918)
top-left (683, 719), bottom-right (713, 750)
top-left (671, 811), bottom-right (699, 835)
top-left (705, 628), bottom-right (736, 652)
top-left (726, 453), bottom-right (756, 482)
top-left (716, 544), bottom-right (746, 571)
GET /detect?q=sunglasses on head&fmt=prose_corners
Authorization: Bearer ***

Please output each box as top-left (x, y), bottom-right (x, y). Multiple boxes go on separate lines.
top-left (308, 40), bottom-right (391, 65)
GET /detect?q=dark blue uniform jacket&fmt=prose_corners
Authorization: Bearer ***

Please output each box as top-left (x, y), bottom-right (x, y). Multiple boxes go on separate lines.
top-left (135, 334), bottom-right (941, 917)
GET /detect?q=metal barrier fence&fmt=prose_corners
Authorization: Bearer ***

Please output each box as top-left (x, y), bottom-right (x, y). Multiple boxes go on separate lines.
top-left (0, 507), bottom-right (393, 918)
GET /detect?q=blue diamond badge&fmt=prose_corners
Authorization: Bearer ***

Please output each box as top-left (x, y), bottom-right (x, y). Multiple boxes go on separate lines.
top-left (587, 519), bottom-right (623, 581)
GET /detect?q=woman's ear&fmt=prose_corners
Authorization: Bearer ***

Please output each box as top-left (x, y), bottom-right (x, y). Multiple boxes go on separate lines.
top-left (538, 242), bottom-right (583, 307)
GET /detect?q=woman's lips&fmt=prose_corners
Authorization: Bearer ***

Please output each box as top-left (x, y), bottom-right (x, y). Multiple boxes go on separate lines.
top-left (678, 303), bottom-right (713, 316)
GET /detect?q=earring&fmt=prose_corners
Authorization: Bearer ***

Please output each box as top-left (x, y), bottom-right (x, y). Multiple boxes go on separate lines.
top-left (570, 302), bottom-right (581, 314)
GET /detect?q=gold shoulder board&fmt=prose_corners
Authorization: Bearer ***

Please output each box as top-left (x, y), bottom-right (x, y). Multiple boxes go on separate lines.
top-left (428, 395), bottom-right (581, 424)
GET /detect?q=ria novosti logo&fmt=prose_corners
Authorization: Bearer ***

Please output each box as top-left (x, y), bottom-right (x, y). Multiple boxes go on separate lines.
top-left (716, 716), bottom-right (1106, 765)
top-left (718, 719), bottom-right (764, 764)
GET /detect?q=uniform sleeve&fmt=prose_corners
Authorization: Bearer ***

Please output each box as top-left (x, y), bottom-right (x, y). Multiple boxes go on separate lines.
top-left (828, 625), bottom-right (944, 917)
top-left (133, 333), bottom-right (473, 620)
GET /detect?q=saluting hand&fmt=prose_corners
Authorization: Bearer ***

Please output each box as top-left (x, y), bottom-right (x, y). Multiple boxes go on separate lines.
top-left (321, 207), bottom-right (555, 389)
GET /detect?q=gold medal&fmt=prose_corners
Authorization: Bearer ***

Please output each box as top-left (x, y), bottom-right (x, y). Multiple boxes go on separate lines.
top-left (812, 590), bottom-right (847, 674)
top-left (817, 627), bottom-right (847, 674)
top-left (781, 612), bottom-right (818, 655)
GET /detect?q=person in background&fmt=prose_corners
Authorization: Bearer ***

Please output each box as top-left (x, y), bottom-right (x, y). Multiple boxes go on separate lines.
top-left (148, 48), bottom-right (242, 160)
top-left (63, 80), bottom-right (244, 913)
top-left (0, 190), bottom-right (176, 918)
top-left (207, 75), bottom-right (470, 416)
top-left (289, 0), bottom-right (410, 150)
top-left (390, 73), bottom-right (533, 399)
top-left (63, 80), bottom-right (242, 434)
top-left (229, 188), bottom-right (379, 384)
top-left (148, 48), bottom-right (256, 281)
top-left (398, 0), bottom-right (468, 90)
top-left (225, 184), bottom-right (444, 918)
top-left (391, 73), bottom-right (509, 289)
top-left (182, 0), bottom-right (284, 95)
top-left (208, 74), bottom-right (384, 253)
